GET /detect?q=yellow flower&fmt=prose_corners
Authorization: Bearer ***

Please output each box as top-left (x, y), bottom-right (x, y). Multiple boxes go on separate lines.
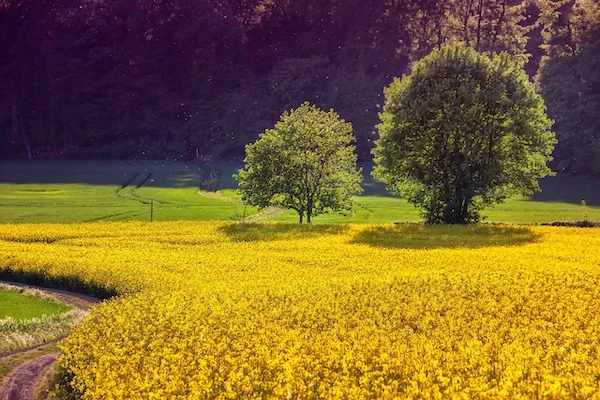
top-left (0, 222), bottom-right (599, 398)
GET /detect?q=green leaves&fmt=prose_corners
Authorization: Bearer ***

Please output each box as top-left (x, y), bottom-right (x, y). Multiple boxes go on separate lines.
top-left (235, 102), bottom-right (363, 223)
top-left (373, 44), bottom-right (556, 224)
top-left (536, 1), bottom-right (600, 176)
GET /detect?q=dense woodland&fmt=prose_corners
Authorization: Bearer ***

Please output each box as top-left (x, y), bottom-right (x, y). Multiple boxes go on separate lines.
top-left (0, 0), bottom-right (598, 176)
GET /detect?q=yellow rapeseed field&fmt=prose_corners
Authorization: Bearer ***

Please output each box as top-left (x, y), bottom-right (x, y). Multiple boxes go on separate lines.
top-left (0, 222), bottom-right (599, 399)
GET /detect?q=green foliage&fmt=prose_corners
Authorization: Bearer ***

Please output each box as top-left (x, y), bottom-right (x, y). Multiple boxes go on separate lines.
top-left (373, 44), bottom-right (556, 224)
top-left (403, 0), bottom-right (531, 60)
top-left (1, 0), bottom-right (541, 162)
top-left (235, 103), bottom-right (363, 223)
top-left (536, 0), bottom-right (600, 176)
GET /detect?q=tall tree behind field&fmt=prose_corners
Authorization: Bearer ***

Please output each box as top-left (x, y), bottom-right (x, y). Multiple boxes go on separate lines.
top-left (536, 0), bottom-right (600, 176)
top-left (217, 0), bottom-right (536, 159)
top-left (0, 0), bottom-right (548, 163)
top-left (0, 0), bottom-right (244, 159)
top-left (56, 0), bottom-right (244, 158)
top-left (0, 0), bottom-right (61, 159)
top-left (211, 0), bottom-right (411, 159)
top-left (402, 0), bottom-right (531, 60)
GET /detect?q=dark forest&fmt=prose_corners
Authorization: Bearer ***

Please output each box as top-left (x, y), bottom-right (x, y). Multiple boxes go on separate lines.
top-left (1, 0), bottom-right (598, 176)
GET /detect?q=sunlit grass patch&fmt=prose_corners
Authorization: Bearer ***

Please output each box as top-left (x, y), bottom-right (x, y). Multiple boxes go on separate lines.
top-left (2, 160), bottom-right (600, 224)
top-left (0, 287), bottom-right (71, 320)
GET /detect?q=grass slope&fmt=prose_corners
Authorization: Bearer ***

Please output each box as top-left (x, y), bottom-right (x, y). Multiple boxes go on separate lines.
top-left (1, 160), bottom-right (598, 224)
top-left (0, 285), bottom-right (85, 353)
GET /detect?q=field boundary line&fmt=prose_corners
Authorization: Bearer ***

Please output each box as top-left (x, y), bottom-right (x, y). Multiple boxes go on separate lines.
top-left (0, 281), bottom-right (101, 310)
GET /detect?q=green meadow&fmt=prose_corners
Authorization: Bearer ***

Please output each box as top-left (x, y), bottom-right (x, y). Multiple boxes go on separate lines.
top-left (0, 160), bottom-right (598, 224)
top-left (0, 288), bottom-right (71, 320)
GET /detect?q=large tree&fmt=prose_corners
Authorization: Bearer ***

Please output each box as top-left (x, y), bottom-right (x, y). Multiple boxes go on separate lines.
top-left (235, 102), bottom-right (362, 223)
top-left (373, 44), bottom-right (556, 224)
top-left (536, 0), bottom-right (600, 176)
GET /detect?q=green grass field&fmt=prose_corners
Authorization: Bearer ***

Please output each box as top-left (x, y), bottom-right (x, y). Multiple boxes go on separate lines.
top-left (0, 288), bottom-right (71, 320)
top-left (0, 160), bottom-right (259, 223)
top-left (0, 160), bottom-right (598, 224)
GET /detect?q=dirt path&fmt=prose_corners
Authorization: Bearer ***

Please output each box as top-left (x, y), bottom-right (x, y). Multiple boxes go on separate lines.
top-left (0, 353), bottom-right (58, 400)
top-left (244, 206), bottom-right (287, 222)
top-left (197, 189), bottom-right (242, 203)
top-left (196, 190), bottom-right (287, 221)
top-left (0, 281), bottom-right (101, 399)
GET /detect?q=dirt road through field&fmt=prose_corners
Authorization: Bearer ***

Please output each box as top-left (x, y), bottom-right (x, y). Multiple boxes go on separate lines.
top-left (0, 281), bottom-right (101, 399)
top-left (0, 353), bottom-right (58, 400)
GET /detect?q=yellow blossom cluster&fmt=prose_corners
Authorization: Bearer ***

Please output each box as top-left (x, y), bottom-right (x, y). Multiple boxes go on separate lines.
top-left (0, 222), bottom-right (599, 399)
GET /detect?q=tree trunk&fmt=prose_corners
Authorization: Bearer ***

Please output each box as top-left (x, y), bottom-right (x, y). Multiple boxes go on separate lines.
top-left (299, 212), bottom-right (303, 224)
top-left (49, 97), bottom-right (56, 151)
top-left (16, 103), bottom-right (32, 160)
top-left (476, 0), bottom-right (484, 51)
top-left (11, 105), bottom-right (19, 144)
top-left (491, 0), bottom-right (507, 50)
top-left (21, 118), bottom-right (32, 160)
top-left (463, 0), bottom-right (476, 46)
top-left (18, 71), bottom-right (32, 160)
top-left (460, 197), bottom-right (470, 223)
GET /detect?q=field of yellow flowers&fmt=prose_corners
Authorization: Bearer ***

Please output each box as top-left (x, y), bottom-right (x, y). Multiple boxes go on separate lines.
top-left (0, 222), bottom-right (599, 399)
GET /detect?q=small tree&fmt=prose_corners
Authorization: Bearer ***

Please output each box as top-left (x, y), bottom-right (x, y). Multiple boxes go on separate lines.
top-left (373, 44), bottom-right (556, 224)
top-left (235, 102), bottom-right (363, 223)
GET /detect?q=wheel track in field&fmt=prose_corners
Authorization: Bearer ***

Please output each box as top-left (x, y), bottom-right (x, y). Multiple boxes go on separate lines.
top-left (117, 171), bottom-right (171, 205)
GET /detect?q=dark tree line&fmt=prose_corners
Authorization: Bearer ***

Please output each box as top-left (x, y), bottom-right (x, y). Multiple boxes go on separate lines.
top-left (0, 0), bottom-right (598, 175)
top-left (536, 0), bottom-right (600, 176)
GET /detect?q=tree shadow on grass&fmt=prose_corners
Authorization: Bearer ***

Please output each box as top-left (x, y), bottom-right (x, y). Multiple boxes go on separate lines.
top-left (352, 224), bottom-right (540, 250)
top-left (219, 223), bottom-right (350, 242)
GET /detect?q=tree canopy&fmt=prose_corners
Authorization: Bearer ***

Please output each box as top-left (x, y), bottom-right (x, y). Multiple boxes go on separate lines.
top-left (0, 1), bottom-right (542, 155)
top-left (235, 102), bottom-right (362, 223)
top-left (0, 0), bottom-right (596, 177)
top-left (536, 0), bottom-right (600, 176)
top-left (373, 44), bottom-right (556, 224)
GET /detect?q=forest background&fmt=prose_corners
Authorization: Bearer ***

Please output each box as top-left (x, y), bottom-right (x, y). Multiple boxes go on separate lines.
top-left (1, 0), bottom-right (599, 177)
